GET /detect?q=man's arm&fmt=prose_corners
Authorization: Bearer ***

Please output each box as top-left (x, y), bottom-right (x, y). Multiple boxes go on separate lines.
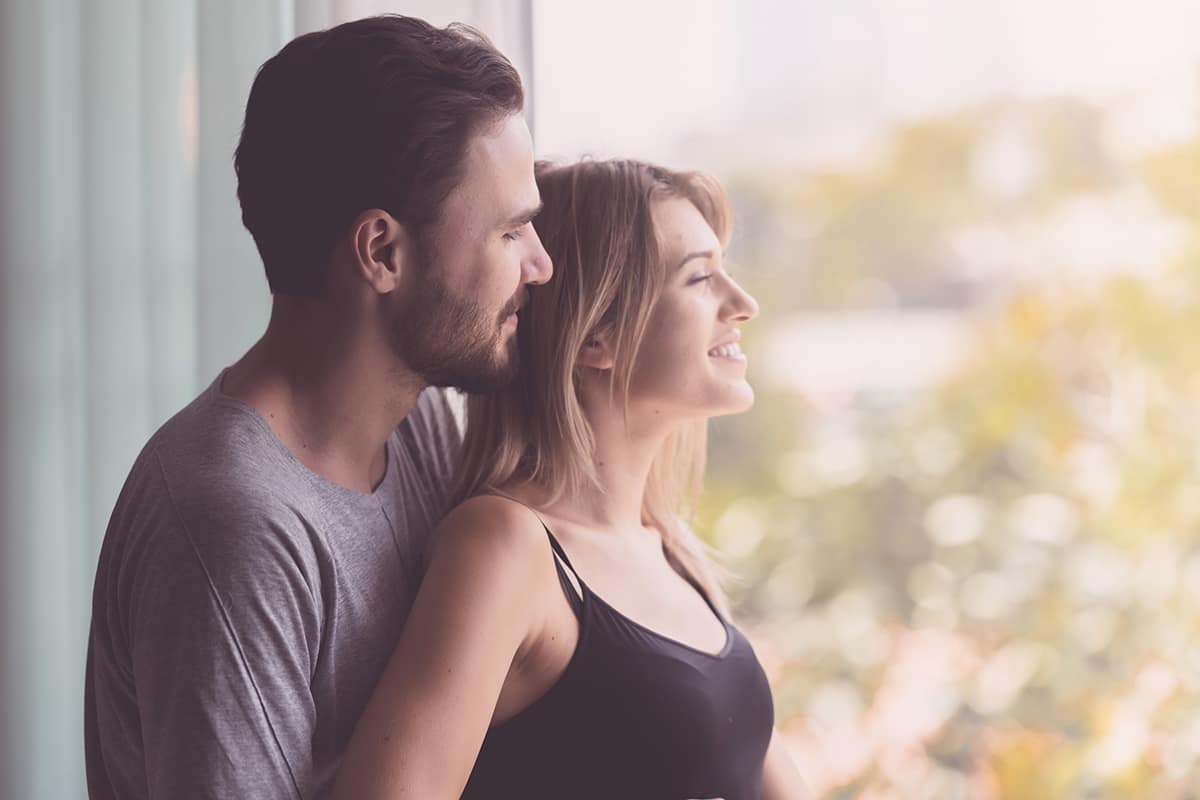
top-left (127, 505), bottom-right (322, 799)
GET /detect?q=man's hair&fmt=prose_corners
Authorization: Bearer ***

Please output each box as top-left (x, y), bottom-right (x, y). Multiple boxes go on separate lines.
top-left (235, 15), bottom-right (524, 297)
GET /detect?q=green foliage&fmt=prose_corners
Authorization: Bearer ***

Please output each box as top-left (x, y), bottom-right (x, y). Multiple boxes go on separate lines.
top-left (702, 98), bottom-right (1200, 797)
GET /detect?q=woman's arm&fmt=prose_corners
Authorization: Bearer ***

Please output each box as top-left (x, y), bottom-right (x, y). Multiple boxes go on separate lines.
top-left (761, 727), bottom-right (811, 800)
top-left (331, 496), bottom-right (550, 800)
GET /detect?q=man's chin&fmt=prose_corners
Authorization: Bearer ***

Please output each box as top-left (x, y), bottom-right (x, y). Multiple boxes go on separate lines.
top-left (425, 352), bottom-right (518, 395)
top-left (441, 369), bottom-right (515, 395)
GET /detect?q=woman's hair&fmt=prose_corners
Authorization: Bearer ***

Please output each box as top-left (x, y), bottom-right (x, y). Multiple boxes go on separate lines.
top-left (456, 158), bottom-right (733, 611)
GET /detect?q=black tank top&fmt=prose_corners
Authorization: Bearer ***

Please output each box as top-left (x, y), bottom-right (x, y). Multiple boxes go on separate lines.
top-left (461, 525), bottom-right (775, 800)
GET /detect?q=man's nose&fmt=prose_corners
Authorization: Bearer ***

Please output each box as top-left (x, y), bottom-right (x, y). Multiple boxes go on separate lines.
top-left (523, 232), bottom-right (553, 285)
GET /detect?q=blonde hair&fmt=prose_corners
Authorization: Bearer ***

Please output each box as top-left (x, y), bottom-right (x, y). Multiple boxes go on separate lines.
top-left (455, 159), bottom-right (733, 612)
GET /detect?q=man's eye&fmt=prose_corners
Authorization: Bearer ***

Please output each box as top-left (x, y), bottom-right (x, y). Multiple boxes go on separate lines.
top-left (503, 229), bottom-right (523, 242)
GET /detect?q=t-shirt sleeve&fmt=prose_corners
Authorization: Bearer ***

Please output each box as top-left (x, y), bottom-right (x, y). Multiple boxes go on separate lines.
top-left (128, 487), bottom-right (322, 799)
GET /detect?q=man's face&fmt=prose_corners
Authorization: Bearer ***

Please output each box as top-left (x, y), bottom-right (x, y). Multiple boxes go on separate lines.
top-left (390, 114), bottom-right (552, 393)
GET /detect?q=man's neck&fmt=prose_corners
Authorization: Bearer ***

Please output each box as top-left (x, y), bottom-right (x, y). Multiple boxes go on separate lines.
top-left (223, 302), bottom-right (424, 494)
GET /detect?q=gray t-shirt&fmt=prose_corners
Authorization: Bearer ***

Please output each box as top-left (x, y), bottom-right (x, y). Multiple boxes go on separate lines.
top-left (84, 373), bottom-right (464, 799)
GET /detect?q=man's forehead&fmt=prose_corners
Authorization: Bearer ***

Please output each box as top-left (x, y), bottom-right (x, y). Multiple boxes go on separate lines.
top-left (464, 115), bottom-right (532, 173)
top-left (450, 117), bottom-right (538, 217)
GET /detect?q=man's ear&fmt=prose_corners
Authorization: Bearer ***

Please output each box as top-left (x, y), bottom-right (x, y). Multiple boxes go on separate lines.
top-left (576, 332), bottom-right (615, 371)
top-left (348, 208), bottom-right (407, 294)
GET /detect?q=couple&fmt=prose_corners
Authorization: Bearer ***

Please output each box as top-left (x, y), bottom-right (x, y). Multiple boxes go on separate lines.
top-left (84, 15), bottom-right (806, 800)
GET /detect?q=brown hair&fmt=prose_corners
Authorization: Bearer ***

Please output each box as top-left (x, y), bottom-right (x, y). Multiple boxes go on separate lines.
top-left (235, 15), bottom-right (524, 297)
top-left (457, 159), bottom-right (733, 611)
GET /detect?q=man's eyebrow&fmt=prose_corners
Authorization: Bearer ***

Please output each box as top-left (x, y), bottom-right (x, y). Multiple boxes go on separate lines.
top-left (502, 201), bottom-right (543, 228)
top-left (676, 250), bottom-right (714, 270)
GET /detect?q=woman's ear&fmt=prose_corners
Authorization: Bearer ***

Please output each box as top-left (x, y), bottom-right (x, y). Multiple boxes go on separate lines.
top-left (348, 208), bottom-right (407, 294)
top-left (576, 332), bottom-right (615, 371)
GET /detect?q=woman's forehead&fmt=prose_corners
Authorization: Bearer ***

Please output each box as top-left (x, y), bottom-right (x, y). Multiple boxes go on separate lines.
top-left (652, 196), bottom-right (720, 262)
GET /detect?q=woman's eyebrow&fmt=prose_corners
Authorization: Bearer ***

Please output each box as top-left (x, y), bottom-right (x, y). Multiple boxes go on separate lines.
top-left (676, 250), bottom-right (714, 270)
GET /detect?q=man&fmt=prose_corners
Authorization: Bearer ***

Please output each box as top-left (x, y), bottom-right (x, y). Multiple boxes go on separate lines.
top-left (84, 16), bottom-right (551, 799)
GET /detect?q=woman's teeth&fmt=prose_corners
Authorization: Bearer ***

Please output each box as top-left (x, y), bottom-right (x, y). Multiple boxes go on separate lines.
top-left (708, 342), bottom-right (743, 358)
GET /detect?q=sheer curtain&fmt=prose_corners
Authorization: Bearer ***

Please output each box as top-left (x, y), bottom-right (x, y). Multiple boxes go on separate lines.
top-left (0, 1), bottom-right (532, 796)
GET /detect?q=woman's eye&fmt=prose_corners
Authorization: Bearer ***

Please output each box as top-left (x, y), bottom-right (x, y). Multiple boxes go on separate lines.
top-left (688, 274), bottom-right (712, 285)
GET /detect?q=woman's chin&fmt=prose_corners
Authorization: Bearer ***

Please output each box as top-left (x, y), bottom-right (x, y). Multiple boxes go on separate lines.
top-left (708, 384), bottom-right (756, 417)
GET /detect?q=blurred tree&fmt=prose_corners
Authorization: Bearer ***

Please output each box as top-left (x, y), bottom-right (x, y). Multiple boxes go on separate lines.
top-left (698, 97), bottom-right (1200, 798)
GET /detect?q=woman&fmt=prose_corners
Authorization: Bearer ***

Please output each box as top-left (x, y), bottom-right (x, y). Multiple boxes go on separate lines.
top-left (333, 160), bottom-right (808, 799)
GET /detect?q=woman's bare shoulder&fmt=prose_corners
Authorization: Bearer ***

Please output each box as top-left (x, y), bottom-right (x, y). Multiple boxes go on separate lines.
top-left (425, 493), bottom-right (552, 573)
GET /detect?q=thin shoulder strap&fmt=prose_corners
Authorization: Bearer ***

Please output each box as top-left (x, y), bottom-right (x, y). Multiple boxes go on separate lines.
top-left (683, 572), bottom-right (724, 622)
top-left (483, 490), bottom-right (585, 608)
top-left (542, 527), bottom-right (586, 612)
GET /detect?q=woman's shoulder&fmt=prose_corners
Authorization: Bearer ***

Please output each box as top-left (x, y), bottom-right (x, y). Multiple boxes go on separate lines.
top-left (425, 492), bottom-right (553, 574)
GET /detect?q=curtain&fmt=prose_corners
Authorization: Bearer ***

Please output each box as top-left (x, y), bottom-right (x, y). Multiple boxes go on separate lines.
top-left (0, 1), bottom-right (533, 796)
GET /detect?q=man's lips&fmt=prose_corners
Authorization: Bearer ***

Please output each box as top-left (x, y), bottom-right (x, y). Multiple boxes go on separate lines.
top-left (500, 295), bottom-right (527, 325)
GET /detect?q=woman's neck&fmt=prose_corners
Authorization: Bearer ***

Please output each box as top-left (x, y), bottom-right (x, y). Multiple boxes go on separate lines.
top-left (533, 396), bottom-right (676, 533)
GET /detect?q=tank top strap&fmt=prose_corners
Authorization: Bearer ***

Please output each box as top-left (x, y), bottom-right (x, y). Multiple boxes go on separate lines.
top-left (543, 527), bottom-right (586, 613)
top-left (482, 490), bottom-right (585, 612)
top-left (543, 527), bottom-right (576, 571)
top-left (677, 568), bottom-right (725, 623)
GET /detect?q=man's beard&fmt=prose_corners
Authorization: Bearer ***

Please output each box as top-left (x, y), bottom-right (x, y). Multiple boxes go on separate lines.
top-left (390, 269), bottom-right (521, 395)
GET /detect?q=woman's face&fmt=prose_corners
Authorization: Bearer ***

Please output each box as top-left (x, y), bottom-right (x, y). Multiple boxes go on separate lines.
top-left (625, 196), bottom-right (759, 421)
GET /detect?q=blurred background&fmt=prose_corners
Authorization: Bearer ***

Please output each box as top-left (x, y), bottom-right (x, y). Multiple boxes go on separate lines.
top-left (4, 0), bottom-right (1200, 797)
